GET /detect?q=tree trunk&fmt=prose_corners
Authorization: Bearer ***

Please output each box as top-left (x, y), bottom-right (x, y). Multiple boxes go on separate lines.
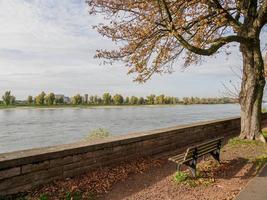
top-left (239, 41), bottom-right (266, 142)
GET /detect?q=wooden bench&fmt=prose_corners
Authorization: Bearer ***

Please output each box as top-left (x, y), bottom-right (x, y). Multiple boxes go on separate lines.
top-left (168, 137), bottom-right (224, 177)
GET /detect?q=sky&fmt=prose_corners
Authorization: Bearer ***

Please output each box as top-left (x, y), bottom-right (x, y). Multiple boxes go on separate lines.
top-left (0, 0), bottom-right (262, 100)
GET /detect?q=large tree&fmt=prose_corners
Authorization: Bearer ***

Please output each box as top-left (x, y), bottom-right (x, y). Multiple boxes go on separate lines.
top-left (45, 93), bottom-right (56, 106)
top-left (88, 0), bottom-right (267, 141)
top-left (2, 91), bottom-right (15, 106)
top-left (35, 91), bottom-right (46, 105)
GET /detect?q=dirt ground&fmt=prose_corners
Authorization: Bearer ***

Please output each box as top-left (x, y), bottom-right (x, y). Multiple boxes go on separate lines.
top-left (9, 137), bottom-right (267, 200)
top-left (100, 140), bottom-right (267, 200)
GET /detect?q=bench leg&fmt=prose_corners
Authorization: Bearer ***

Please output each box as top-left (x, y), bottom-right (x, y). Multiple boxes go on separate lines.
top-left (210, 150), bottom-right (220, 164)
top-left (186, 160), bottom-right (197, 178)
top-left (176, 164), bottom-right (181, 171)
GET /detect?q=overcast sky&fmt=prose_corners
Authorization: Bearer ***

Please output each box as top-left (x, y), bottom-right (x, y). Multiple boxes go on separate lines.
top-left (0, 0), bottom-right (254, 99)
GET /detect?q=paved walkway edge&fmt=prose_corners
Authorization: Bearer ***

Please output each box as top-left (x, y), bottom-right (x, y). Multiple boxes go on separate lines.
top-left (235, 163), bottom-right (267, 200)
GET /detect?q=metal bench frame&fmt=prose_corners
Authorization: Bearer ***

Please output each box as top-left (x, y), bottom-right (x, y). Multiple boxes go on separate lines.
top-left (168, 137), bottom-right (223, 177)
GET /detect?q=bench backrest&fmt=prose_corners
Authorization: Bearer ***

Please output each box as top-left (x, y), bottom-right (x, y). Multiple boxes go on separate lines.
top-left (184, 137), bottom-right (223, 161)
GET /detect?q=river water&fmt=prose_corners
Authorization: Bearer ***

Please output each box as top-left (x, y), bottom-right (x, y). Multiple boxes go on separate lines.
top-left (0, 104), bottom-right (240, 153)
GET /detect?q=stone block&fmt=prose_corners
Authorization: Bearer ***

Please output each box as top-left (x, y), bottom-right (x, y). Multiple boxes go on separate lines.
top-left (50, 156), bottom-right (73, 167)
top-left (21, 160), bottom-right (49, 174)
top-left (0, 167), bottom-right (20, 180)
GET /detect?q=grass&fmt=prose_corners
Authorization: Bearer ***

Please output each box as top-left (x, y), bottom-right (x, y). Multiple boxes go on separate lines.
top-left (228, 137), bottom-right (264, 147)
top-left (252, 154), bottom-right (267, 172)
top-left (86, 128), bottom-right (111, 141)
top-left (262, 131), bottom-right (267, 138)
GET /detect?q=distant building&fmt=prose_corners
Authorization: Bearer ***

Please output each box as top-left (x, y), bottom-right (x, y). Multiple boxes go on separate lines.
top-left (55, 94), bottom-right (70, 104)
top-left (64, 96), bottom-right (70, 103)
top-left (84, 94), bottom-right (88, 103)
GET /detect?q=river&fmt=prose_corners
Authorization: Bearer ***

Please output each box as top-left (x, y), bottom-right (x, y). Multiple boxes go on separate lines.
top-left (0, 104), bottom-right (240, 153)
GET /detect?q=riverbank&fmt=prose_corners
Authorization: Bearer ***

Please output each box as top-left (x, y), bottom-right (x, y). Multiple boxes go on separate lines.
top-left (0, 103), bottom-right (238, 110)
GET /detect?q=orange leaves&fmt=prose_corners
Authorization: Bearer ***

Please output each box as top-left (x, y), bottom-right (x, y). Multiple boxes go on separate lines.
top-left (87, 0), bottom-right (244, 82)
top-left (29, 158), bottom-right (163, 199)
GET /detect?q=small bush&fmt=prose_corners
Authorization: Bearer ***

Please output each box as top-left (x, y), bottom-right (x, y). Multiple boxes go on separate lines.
top-left (173, 171), bottom-right (188, 183)
top-left (262, 131), bottom-right (267, 138)
top-left (39, 194), bottom-right (48, 200)
top-left (253, 155), bottom-right (267, 172)
top-left (86, 128), bottom-right (111, 141)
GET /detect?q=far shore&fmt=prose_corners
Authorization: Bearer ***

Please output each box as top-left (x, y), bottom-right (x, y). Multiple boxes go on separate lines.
top-left (0, 103), bottom-right (238, 110)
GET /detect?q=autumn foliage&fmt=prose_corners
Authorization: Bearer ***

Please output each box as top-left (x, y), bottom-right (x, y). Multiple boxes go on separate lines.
top-left (87, 0), bottom-right (267, 141)
top-left (87, 0), bottom-right (266, 81)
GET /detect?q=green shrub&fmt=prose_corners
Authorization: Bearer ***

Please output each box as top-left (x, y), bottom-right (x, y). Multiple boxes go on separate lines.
top-left (39, 194), bottom-right (48, 200)
top-left (86, 128), bottom-right (111, 141)
top-left (253, 155), bottom-right (267, 172)
top-left (173, 171), bottom-right (188, 183)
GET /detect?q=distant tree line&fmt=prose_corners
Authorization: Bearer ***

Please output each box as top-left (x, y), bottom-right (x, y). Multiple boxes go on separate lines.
top-left (0, 91), bottom-right (237, 106)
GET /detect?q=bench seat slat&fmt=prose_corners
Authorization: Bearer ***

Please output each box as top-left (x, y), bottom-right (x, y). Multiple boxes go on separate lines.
top-left (169, 158), bottom-right (184, 163)
top-left (185, 144), bottom-right (220, 158)
top-left (186, 139), bottom-right (221, 153)
top-left (171, 158), bottom-right (191, 164)
top-left (169, 154), bottom-right (185, 162)
top-left (170, 153), bottom-right (185, 160)
top-left (189, 137), bottom-right (223, 149)
top-left (197, 147), bottom-right (218, 158)
top-left (198, 141), bottom-right (220, 149)
top-left (186, 146), bottom-right (219, 159)
top-left (186, 143), bottom-right (218, 156)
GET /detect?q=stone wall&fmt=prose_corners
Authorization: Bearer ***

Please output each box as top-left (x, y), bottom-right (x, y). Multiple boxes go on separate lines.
top-left (1, 113), bottom-right (267, 196)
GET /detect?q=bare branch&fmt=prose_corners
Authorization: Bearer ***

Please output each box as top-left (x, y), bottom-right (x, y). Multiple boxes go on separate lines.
top-left (172, 33), bottom-right (248, 56)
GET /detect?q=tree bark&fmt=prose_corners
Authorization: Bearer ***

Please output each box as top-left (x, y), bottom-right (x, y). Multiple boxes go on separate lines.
top-left (239, 40), bottom-right (266, 142)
